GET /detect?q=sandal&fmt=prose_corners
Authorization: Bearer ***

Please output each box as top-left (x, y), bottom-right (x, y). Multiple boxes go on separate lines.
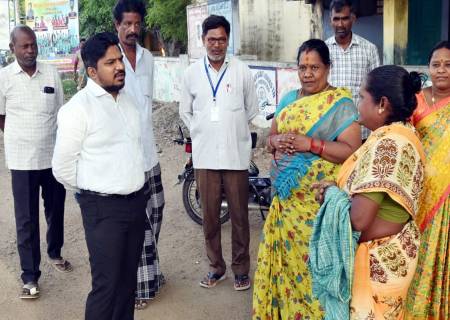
top-left (49, 257), bottom-right (73, 273)
top-left (234, 274), bottom-right (251, 291)
top-left (135, 299), bottom-right (149, 310)
top-left (199, 272), bottom-right (226, 288)
top-left (20, 282), bottom-right (40, 299)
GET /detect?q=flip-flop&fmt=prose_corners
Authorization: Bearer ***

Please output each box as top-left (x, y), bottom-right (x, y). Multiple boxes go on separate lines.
top-left (234, 274), bottom-right (251, 291)
top-left (20, 282), bottom-right (40, 299)
top-left (49, 258), bottom-right (73, 273)
top-left (199, 272), bottom-right (226, 288)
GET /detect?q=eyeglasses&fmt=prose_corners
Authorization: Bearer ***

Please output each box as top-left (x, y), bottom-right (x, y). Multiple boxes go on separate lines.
top-left (206, 37), bottom-right (227, 45)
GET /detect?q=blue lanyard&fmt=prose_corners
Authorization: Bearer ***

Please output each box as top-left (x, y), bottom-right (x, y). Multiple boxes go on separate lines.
top-left (204, 57), bottom-right (228, 102)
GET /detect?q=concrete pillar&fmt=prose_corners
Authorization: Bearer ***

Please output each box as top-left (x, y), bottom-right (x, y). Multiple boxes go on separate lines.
top-left (383, 0), bottom-right (408, 65)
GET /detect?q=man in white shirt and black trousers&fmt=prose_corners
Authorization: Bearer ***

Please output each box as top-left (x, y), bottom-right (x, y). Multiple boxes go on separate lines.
top-left (0, 25), bottom-right (72, 300)
top-left (52, 32), bottom-right (147, 320)
top-left (180, 15), bottom-right (258, 291)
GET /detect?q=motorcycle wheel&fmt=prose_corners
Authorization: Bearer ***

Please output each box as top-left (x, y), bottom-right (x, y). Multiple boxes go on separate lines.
top-left (182, 174), bottom-right (230, 225)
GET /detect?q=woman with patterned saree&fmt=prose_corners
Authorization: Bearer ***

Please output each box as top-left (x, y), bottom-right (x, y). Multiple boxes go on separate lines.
top-left (252, 39), bottom-right (361, 320)
top-left (406, 41), bottom-right (450, 320)
top-left (314, 65), bottom-right (425, 320)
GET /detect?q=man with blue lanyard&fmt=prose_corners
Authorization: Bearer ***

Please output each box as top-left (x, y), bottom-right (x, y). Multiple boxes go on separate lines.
top-left (180, 15), bottom-right (258, 291)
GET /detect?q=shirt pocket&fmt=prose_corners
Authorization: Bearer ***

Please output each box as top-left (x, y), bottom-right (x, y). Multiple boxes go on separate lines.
top-left (39, 75), bottom-right (58, 114)
top-left (40, 91), bottom-right (56, 114)
top-left (225, 82), bottom-right (245, 112)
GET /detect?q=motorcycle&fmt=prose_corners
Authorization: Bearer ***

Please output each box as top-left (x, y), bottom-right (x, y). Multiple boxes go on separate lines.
top-left (174, 125), bottom-right (272, 225)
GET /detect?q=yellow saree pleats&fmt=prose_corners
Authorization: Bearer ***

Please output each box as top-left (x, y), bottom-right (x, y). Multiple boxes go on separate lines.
top-left (252, 88), bottom-right (354, 320)
top-left (406, 97), bottom-right (450, 319)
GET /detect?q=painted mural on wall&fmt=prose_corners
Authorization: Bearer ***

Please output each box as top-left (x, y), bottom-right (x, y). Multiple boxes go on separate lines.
top-left (276, 68), bottom-right (300, 103)
top-left (207, 0), bottom-right (234, 54)
top-left (186, 4), bottom-right (208, 59)
top-left (249, 66), bottom-right (277, 128)
top-left (25, 0), bottom-right (80, 59)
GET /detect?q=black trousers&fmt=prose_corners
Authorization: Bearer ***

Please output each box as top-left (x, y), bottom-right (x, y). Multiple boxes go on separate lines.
top-left (76, 188), bottom-right (147, 320)
top-left (11, 168), bottom-right (66, 284)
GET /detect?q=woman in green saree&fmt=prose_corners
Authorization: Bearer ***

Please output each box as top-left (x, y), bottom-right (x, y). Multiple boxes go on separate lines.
top-left (252, 39), bottom-right (361, 319)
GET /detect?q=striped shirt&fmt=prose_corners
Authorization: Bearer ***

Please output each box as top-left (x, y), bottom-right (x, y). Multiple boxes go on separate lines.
top-left (326, 33), bottom-right (380, 139)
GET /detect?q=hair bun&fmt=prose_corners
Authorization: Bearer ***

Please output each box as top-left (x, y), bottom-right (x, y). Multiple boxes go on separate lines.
top-left (409, 71), bottom-right (423, 94)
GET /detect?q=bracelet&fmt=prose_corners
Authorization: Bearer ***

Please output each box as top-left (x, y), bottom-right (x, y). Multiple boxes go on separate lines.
top-left (310, 139), bottom-right (325, 155)
top-left (318, 139), bottom-right (325, 156)
top-left (310, 138), bottom-right (319, 154)
top-left (309, 137), bottom-right (313, 152)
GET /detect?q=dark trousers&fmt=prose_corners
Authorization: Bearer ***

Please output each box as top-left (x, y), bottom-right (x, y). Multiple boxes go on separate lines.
top-left (76, 189), bottom-right (147, 320)
top-left (11, 168), bottom-right (66, 284)
top-left (195, 169), bottom-right (250, 276)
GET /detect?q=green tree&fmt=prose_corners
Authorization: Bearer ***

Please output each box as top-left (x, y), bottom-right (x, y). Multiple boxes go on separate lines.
top-left (79, 0), bottom-right (116, 37)
top-left (18, 0), bottom-right (26, 24)
top-left (146, 0), bottom-right (190, 55)
top-left (78, 0), bottom-right (191, 56)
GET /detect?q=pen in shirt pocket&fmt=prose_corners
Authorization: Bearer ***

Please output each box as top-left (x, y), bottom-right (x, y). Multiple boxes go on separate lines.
top-left (226, 83), bottom-right (231, 93)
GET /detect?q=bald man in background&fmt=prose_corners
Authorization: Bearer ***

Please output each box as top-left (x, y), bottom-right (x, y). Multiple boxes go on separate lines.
top-left (0, 25), bottom-right (72, 300)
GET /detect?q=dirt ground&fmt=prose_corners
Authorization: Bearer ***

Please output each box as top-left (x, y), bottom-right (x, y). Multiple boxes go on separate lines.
top-left (0, 102), bottom-right (271, 320)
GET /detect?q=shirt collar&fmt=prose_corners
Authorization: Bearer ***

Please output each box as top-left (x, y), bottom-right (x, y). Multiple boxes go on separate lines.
top-left (86, 78), bottom-right (124, 98)
top-left (331, 32), bottom-right (359, 47)
top-left (11, 60), bottom-right (42, 76)
top-left (349, 33), bottom-right (360, 47)
top-left (206, 55), bottom-right (230, 73)
top-left (119, 43), bottom-right (144, 66)
top-left (136, 43), bottom-right (143, 62)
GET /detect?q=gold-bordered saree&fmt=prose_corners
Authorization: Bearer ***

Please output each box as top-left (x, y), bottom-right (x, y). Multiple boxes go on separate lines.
top-left (337, 122), bottom-right (425, 320)
top-left (406, 92), bottom-right (450, 319)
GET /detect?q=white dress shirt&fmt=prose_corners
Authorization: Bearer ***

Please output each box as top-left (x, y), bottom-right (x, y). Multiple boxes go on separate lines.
top-left (52, 79), bottom-right (145, 194)
top-left (179, 56), bottom-right (258, 170)
top-left (326, 33), bottom-right (380, 139)
top-left (0, 61), bottom-right (64, 170)
top-left (121, 44), bottom-right (158, 172)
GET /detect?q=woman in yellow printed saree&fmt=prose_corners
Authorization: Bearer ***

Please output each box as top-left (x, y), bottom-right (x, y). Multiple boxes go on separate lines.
top-left (315, 65), bottom-right (425, 320)
top-left (406, 41), bottom-right (450, 319)
top-left (252, 39), bottom-right (361, 320)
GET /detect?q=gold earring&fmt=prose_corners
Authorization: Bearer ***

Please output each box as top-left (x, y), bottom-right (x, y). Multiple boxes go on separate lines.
top-left (378, 108), bottom-right (384, 114)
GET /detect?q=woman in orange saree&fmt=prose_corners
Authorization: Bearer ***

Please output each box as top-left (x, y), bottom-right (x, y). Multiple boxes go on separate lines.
top-left (406, 41), bottom-right (450, 320)
top-left (315, 65), bottom-right (425, 319)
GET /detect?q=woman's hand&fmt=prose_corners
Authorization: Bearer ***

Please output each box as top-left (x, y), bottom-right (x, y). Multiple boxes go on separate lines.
top-left (311, 180), bottom-right (337, 204)
top-left (268, 134), bottom-right (292, 154)
top-left (283, 133), bottom-right (311, 154)
top-left (269, 133), bottom-right (311, 155)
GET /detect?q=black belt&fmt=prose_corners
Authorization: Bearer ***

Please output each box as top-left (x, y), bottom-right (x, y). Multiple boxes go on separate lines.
top-left (78, 188), bottom-right (142, 199)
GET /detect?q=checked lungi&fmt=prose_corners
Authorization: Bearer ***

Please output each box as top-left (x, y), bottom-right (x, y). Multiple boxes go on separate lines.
top-left (136, 163), bottom-right (165, 300)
